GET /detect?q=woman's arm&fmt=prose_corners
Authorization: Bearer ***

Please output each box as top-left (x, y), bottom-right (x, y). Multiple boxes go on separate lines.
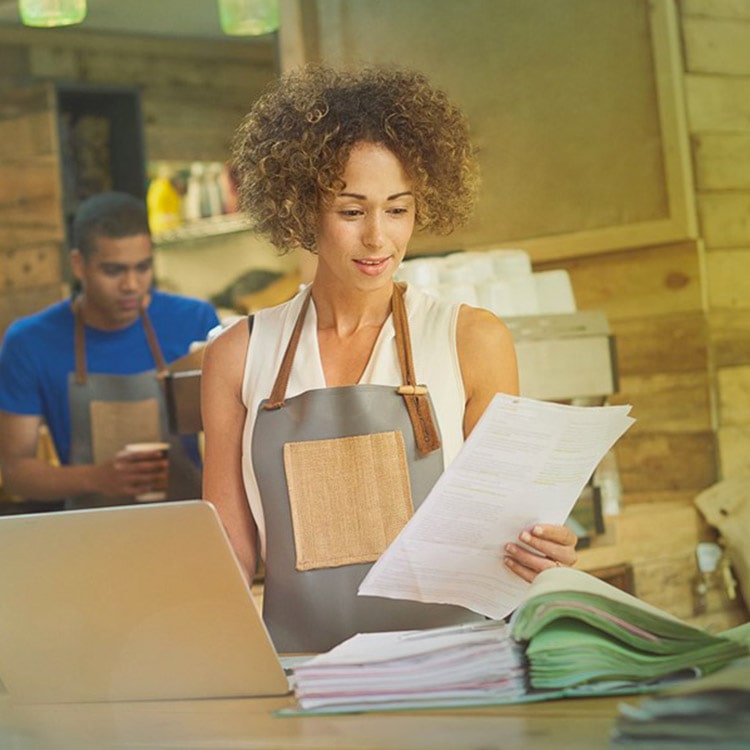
top-left (201, 320), bottom-right (259, 582)
top-left (456, 305), bottom-right (578, 579)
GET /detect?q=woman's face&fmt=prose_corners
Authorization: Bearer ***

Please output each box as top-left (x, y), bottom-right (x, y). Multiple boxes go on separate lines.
top-left (314, 142), bottom-right (415, 293)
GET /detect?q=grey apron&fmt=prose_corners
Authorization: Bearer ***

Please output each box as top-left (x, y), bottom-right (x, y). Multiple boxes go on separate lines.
top-left (67, 299), bottom-right (201, 510)
top-left (253, 284), bottom-right (482, 653)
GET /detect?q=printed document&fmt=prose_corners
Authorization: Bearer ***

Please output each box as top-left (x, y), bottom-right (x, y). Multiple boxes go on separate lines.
top-left (358, 394), bottom-right (634, 619)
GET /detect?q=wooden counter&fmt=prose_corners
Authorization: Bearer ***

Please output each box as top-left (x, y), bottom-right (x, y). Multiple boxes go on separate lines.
top-left (0, 693), bottom-right (628, 750)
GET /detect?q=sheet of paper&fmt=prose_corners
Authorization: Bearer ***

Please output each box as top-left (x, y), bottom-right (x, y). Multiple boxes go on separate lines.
top-left (358, 393), bottom-right (634, 619)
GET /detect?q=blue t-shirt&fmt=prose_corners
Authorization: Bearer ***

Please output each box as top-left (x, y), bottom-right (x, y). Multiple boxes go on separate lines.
top-left (0, 290), bottom-right (220, 464)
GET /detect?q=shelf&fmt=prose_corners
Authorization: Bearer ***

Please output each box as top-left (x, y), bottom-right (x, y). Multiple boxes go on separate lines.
top-left (153, 214), bottom-right (253, 247)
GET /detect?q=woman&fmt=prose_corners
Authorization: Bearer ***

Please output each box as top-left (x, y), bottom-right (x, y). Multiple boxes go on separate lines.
top-left (202, 66), bottom-right (577, 652)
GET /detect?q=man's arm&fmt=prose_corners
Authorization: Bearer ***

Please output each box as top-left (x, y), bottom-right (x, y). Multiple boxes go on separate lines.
top-left (0, 411), bottom-right (166, 501)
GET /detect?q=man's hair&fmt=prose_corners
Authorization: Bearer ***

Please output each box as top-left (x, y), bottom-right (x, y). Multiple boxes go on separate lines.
top-left (232, 65), bottom-right (479, 253)
top-left (72, 191), bottom-right (150, 258)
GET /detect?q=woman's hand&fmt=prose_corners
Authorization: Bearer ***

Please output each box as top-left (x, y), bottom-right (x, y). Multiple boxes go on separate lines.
top-left (503, 523), bottom-right (578, 583)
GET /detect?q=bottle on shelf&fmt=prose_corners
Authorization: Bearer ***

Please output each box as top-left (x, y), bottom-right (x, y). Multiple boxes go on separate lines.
top-left (146, 165), bottom-right (182, 234)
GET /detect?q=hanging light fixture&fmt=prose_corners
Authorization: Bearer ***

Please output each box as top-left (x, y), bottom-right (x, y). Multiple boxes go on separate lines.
top-left (217, 0), bottom-right (279, 36)
top-left (18, 0), bottom-right (87, 27)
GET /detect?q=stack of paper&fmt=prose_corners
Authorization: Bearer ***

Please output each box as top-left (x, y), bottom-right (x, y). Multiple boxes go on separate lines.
top-left (290, 621), bottom-right (526, 713)
top-left (510, 567), bottom-right (749, 693)
top-left (611, 651), bottom-right (750, 748)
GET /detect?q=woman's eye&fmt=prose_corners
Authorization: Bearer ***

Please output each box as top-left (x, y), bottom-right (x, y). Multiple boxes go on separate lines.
top-left (339, 209), bottom-right (363, 218)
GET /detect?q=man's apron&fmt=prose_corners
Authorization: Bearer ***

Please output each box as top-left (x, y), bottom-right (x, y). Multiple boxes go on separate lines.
top-left (253, 284), bottom-right (482, 653)
top-left (66, 299), bottom-right (201, 510)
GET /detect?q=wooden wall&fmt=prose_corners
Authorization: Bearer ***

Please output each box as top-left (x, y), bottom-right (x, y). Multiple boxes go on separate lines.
top-left (680, 0), bottom-right (750, 480)
top-left (0, 26), bottom-right (276, 161)
top-left (0, 26), bottom-right (276, 338)
top-left (540, 0), bottom-right (750, 626)
top-left (278, 0), bottom-right (748, 625)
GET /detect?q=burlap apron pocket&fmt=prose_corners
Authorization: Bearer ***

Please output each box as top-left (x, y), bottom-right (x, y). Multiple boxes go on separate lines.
top-left (90, 398), bottom-right (161, 464)
top-left (283, 431), bottom-right (414, 571)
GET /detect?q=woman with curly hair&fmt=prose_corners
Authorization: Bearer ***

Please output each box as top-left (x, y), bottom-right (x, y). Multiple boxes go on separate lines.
top-left (202, 65), bottom-right (577, 652)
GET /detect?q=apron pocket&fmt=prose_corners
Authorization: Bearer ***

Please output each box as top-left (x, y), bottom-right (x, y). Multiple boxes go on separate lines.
top-left (283, 431), bottom-right (414, 571)
top-left (90, 398), bottom-right (161, 464)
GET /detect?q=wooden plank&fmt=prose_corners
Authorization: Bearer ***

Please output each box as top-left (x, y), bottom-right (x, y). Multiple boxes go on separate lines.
top-left (0, 82), bottom-right (52, 121)
top-left (685, 74), bottom-right (750, 132)
top-left (0, 225), bottom-right (64, 248)
top-left (681, 0), bottom-right (750, 21)
top-left (698, 193), bottom-right (750, 248)
top-left (0, 246), bottom-right (63, 291)
top-left (717, 425), bottom-right (750, 477)
top-left (610, 371), bottom-right (712, 433)
top-left (0, 43), bottom-right (30, 82)
top-left (538, 241), bottom-right (702, 322)
top-left (145, 127), bottom-right (237, 163)
top-left (616, 432), bottom-right (717, 492)
top-left (705, 247), bottom-right (750, 308)
top-left (27, 44), bottom-right (78, 82)
top-left (0, 162), bottom-right (59, 204)
top-left (141, 94), bottom-right (249, 132)
top-left (717, 365), bottom-right (750, 425)
top-left (578, 500), bottom-right (708, 568)
top-left (682, 17), bottom-right (750, 75)
top-left (39, 51), bottom-right (275, 96)
top-left (634, 552), bottom-right (697, 618)
top-left (0, 111), bottom-right (56, 161)
top-left (611, 312), bottom-right (708, 375)
top-left (0, 27), bottom-right (276, 65)
top-left (709, 309), bottom-right (750, 368)
top-left (693, 133), bottom-right (750, 191)
top-left (619, 489), bottom-right (701, 507)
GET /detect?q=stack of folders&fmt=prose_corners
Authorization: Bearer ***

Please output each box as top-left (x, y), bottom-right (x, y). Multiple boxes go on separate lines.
top-left (289, 620), bottom-right (526, 713)
top-left (611, 653), bottom-right (750, 749)
top-left (286, 568), bottom-right (748, 715)
top-left (510, 567), bottom-right (749, 694)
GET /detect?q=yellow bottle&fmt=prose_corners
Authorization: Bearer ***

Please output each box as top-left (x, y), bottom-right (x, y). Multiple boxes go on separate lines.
top-left (147, 168), bottom-right (182, 234)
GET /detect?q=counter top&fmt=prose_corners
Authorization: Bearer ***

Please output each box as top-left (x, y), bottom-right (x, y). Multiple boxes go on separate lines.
top-left (0, 693), bottom-right (627, 750)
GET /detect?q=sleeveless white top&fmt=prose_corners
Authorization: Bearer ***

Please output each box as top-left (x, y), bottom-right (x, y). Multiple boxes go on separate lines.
top-left (241, 284), bottom-right (466, 559)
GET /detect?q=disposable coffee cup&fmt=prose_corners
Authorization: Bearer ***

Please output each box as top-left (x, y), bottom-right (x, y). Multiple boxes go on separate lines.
top-left (124, 441), bottom-right (170, 502)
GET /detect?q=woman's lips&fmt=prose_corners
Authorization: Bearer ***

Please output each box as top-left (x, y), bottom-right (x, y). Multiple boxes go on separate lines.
top-left (354, 257), bottom-right (391, 276)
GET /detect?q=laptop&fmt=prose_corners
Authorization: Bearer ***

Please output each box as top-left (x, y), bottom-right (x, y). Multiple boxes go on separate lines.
top-left (0, 500), bottom-right (290, 703)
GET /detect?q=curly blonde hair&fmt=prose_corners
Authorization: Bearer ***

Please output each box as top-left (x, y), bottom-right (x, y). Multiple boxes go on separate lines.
top-left (232, 65), bottom-right (479, 252)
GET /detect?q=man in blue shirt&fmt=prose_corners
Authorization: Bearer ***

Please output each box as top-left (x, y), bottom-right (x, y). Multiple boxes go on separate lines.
top-left (0, 192), bottom-right (220, 508)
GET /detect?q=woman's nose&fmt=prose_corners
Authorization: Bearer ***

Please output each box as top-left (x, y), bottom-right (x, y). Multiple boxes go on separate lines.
top-left (362, 215), bottom-right (385, 249)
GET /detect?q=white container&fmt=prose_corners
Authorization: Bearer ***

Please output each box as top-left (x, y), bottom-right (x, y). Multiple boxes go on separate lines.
top-left (488, 248), bottom-right (533, 278)
top-left (476, 280), bottom-right (516, 317)
top-left (534, 269), bottom-right (577, 314)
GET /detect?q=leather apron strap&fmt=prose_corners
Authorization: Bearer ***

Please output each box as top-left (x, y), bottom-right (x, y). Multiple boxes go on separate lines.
top-left (262, 284), bottom-right (441, 456)
top-left (73, 297), bottom-right (169, 384)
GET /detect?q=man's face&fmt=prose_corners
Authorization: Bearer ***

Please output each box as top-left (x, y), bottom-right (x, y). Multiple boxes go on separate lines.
top-left (71, 234), bottom-right (154, 330)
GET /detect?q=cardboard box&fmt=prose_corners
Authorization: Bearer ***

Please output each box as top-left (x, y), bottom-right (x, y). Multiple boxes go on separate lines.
top-left (505, 311), bottom-right (618, 402)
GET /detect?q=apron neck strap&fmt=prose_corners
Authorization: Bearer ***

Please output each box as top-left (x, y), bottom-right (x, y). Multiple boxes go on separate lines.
top-left (73, 296), bottom-right (169, 385)
top-left (263, 291), bottom-right (313, 410)
top-left (263, 283), bottom-right (441, 456)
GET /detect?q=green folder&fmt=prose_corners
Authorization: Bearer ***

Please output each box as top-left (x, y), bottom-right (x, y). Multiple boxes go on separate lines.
top-left (510, 567), bottom-right (748, 691)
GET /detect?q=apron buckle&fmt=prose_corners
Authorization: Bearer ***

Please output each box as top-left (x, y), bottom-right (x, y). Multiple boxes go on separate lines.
top-left (396, 384), bottom-right (428, 396)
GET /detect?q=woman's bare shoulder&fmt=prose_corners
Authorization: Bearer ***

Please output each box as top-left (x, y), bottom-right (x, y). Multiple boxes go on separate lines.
top-left (202, 317), bottom-right (251, 379)
top-left (456, 304), bottom-right (516, 356)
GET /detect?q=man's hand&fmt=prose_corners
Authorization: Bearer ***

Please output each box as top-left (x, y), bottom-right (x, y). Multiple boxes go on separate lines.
top-left (93, 448), bottom-right (169, 498)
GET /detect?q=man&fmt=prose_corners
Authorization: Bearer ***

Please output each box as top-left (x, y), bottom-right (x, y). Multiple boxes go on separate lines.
top-left (0, 192), bottom-right (220, 509)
